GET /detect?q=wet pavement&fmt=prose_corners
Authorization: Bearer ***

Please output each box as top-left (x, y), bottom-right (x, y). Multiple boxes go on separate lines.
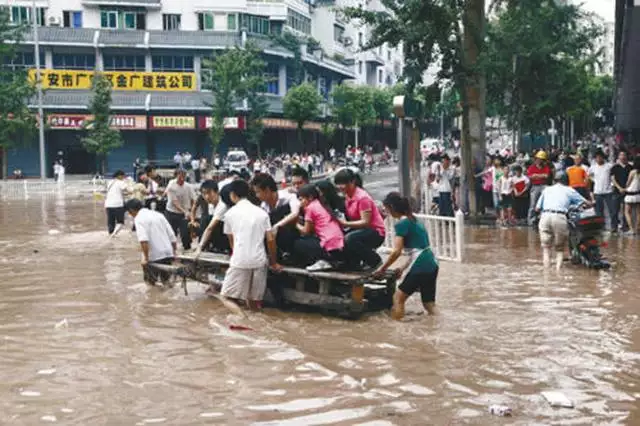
top-left (0, 188), bottom-right (639, 425)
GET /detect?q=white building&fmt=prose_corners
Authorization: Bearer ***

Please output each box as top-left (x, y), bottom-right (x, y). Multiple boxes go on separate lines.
top-left (596, 21), bottom-right (615, 75)
top-left (0, 0), bottom-right (404, 176)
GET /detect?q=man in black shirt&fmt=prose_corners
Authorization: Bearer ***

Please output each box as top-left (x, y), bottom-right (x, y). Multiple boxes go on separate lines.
top-left (611, 151), bottom-right (633, 232)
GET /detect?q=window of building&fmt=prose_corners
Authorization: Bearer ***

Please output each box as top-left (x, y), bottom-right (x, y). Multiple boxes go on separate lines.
top-left (197, 12), bottom-right (215, 31)
top-left (63, 11), bottom-right (83, 28)
top-left (270, 21), bottom-right (283, 35)
top-left (227, 14), bottom-right (236, 31)
top-left (3, 51), bottom-right (45, 70)
top-left (162, 14), bottom-right (181, 31)
top-left (286, 9), bottom-right (311, 34)
top-left (318, 77), bottom-right (328, 100)
top-left (264, 63), bottom-right (279, 95)
top-left (286, 65), bottom-right (296, 92)
top-left (378, 69), bottom-right (383, 83)
top-left (100, 10), bottom-right (118, 29)
top-left (387, 48), bottom-right (391, 61)
top-left (239, 14), bottom-right (269, 35)
top-left (103, 54), bottom-right (145, 71)
top-left (152, 55), bottom-right (194, 72)
top-left (358, 61), bottom-right (363, 74)
top-left (52, 54), bottom-right (95, 70)
top-left (10, 6), bottom-right (46, 26)
top-left (358, 32), bottom-right (363, 47)
top-left (101, 10), bottom-right (145, 30)
top-left (333, 24), bottom-right (345, 43)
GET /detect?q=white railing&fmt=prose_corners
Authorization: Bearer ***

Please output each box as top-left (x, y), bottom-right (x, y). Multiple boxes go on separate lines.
top-left (383, 210), bottom-right (464, 262)
top-left (0, 180), bottom-right (100, 200)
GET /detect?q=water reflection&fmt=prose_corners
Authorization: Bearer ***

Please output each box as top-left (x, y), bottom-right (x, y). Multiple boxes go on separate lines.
top-left (0, 200), bottom-right (638, 425)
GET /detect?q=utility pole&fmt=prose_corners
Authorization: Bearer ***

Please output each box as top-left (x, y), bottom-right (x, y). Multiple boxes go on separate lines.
top-left (32, 0), bottom-right (46, 180)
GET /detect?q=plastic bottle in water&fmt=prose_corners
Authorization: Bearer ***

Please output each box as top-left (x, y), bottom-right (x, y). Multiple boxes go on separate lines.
top-left (488, 405), bottom-right (512, 417)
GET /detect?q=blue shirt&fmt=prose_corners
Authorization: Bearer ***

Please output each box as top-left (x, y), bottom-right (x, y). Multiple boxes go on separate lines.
top-left (536, 183), bottom-right (587, 213)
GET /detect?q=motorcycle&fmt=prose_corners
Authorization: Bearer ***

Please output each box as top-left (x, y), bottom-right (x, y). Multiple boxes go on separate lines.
top-left (567, 207), bottom-right (610, 269)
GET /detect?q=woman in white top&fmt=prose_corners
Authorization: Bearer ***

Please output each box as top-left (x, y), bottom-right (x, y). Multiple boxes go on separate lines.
top-left (624, 157), bottom-right (640, 234)
top-left (104, 170), bottom-right (128, 235)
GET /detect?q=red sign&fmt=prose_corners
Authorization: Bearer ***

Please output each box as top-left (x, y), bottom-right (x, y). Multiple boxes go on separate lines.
top-left (197, 116), bottom-right (246, 130)
top-left (47, 114), bottom-right (147, 130)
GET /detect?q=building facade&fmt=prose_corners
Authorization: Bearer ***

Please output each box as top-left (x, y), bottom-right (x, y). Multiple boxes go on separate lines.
top-left (1, 0), bottom-right (403, 177)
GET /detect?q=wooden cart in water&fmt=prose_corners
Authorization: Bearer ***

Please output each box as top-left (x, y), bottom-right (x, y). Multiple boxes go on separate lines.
top-left (153, 252), bottom-right (400, 319)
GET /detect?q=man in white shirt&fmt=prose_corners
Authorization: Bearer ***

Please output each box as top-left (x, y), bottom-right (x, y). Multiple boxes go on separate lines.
top-left (191, 157), bottom-right (201, 183)
top-left (588, 150), bottom-right (615, 227)
top-left (435, 155), bottom-right (455, 217)
top-left (251, 173), bottom-right (301, 257)
top-left (221, 179), bottom-right (281, 310)
top-left (125, 199), bottom-right (177, 286)
top-left (165, 170), bottom-right (196, 250)
top-left (105, 170), bottom-right (129, 236)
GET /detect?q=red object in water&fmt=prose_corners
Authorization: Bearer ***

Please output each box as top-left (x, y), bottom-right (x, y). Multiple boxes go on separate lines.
top-left (601, 242), bottom-right (609, 248)
top-left (229, 324), bottom-right (253, 331)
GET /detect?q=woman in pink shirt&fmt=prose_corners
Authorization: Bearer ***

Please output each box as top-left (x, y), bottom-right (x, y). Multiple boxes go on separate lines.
top-left (295, 184), bottom-right (345, 271)
top-left (334, 169), bottom-right (386, 270)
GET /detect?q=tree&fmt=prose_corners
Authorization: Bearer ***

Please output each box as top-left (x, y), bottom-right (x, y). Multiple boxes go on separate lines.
top-left (344, 0), bottom-right (488, 215)
top-left (82, 74), bottom-right (123, 175)
top-left (283, 83), bottom-right (321, 147)
top-left (331, 83), bottom-right (376, 147)
top-left (239, 43), bottom-right (269, 157)
top-left (0, 10), bottom-right (36, 178)
top-left (371, 86), bottom-right (394, 125)
top-left (203, 44), bottom-right (268, 156)
top-left (485, 1), bottom-right (603, 140)
top-left (203, 49), bottom-right (244, 156)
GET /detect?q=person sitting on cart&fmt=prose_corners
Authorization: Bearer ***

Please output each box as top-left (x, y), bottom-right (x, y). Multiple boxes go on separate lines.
top-left (373, 192), bottom-right (439, 319)
top-left (251, 173), bottom-right (301, 259)
top-left (334, 168), bottom-right (386, 270)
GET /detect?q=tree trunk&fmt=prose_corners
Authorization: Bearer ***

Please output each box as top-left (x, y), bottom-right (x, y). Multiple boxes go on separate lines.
top-left (461, 0), bottom-right (487, 217)
top-left (2, 146), bottom-right (7, 179)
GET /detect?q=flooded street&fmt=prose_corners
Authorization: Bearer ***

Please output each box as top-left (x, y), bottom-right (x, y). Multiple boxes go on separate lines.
top-left (1, 197), bottom-right (639, 425)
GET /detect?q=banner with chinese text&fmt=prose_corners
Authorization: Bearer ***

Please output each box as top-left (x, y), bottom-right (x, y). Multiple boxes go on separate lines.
top-left (29, 69), bottom-right (196, 91)
top-left (197, 116), bottom-right (246, 130)
top-left (149, 116), bottom-right (195, 130)
top-left (47, 114), bottom-right (147, 130)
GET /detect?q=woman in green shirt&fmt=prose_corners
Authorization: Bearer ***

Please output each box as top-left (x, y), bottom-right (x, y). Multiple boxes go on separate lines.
top-left (373, 192), bottom-right (439, 319)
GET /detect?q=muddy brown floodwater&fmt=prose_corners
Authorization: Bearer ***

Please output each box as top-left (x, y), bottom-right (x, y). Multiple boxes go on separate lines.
top-left (0, 197), bottom-right (639, 425)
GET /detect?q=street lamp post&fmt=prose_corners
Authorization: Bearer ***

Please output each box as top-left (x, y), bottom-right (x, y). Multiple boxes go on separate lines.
top-left (31, 0), bottom-right (46, 180)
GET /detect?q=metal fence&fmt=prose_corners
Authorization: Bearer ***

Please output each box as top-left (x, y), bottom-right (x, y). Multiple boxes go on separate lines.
top-left (0, 180), bottom-right (99, 200)
top-left (383, 211), bottom-right (464, 262)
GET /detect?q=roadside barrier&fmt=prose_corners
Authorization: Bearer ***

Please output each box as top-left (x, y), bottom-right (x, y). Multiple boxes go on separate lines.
top-left (0, 180), bottom-right (99, 200)
top-left (383, 210), bottom-right (464, 262)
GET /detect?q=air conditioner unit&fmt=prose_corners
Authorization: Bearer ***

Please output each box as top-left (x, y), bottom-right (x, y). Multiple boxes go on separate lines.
top-left (49, 16), bottom-right (61, 26)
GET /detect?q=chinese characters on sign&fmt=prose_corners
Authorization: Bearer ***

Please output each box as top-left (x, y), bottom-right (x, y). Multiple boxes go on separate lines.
top-left (47, 114), bottom-right (147, 130)
top-left (197, 116), bottom-right (246, 130)
top-left (262, 118), bottom-right (322, 131)
top-left (150, 116), bottom-right (195, 130)
top-left (29, 70), bottom-right (196, 91)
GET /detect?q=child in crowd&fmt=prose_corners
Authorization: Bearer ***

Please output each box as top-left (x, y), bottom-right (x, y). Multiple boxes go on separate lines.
top-left (295, 184), bottom-right (345, 271)
top-left (511, 165), bottom-right (530, 222)
top-left (498, 165), bottom-right (514, 226)
top-left (373, 192), bottom-right (439, 319)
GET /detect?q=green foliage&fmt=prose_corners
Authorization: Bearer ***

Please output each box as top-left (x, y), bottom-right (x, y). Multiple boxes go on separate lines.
top-left (485, 0), bottom-right (605, 134)
top-left (0, 10), bottom-right (36, 153)
top-left (271, 32), bottom-right (305, 86)
top-left (283, 83), bottom-right (322, 144)
top-left (371, 87), bottom-right (394, 123)
top-left (203, 44), bottom-right (268, 154)
top-left (331, 84), bottom-right (376, 129)
top-left (82, 74), bottom-right (123, 173)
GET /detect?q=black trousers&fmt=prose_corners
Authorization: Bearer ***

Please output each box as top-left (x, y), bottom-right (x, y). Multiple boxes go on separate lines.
top-left (143, 257), bottom-right (173, 285)
top-left (106, 207), bottom-right (125, 234)
top-left (165, 210), bottom-right (192, 250)
top-left (194, 169), bottom-right (201, 183)
top-left (345, 229), bottom-right (384, 268)
top-left (293, 236), bottom-right (345, 267)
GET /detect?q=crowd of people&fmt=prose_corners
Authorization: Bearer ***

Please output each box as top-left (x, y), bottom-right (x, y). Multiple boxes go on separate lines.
top-left (424, 146), bottom-right (640, 235)
top-left (102, 162), bottom-right (439, 320)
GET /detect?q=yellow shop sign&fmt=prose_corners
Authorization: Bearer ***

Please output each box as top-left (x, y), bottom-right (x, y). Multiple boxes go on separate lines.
top-left (28, 69), bottom-right (196, 91)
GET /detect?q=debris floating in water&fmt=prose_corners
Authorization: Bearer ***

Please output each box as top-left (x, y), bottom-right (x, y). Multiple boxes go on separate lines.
top-left (41, 415), bottom-right (57, 422)
top-left (229, 324), bottom-right (253, 331)
top-left (37, 368), bottom-right (57, 375)
top-left (54, 319), bottom-right (68, 329)
top-left (541, 391), bottom-right (574, 408)
top-left (60, 408), bottom-right (74, 414)
top-left (20, 390), bottom-right (41, 397)
top-left (48, 229), bottom-right (61, 235)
